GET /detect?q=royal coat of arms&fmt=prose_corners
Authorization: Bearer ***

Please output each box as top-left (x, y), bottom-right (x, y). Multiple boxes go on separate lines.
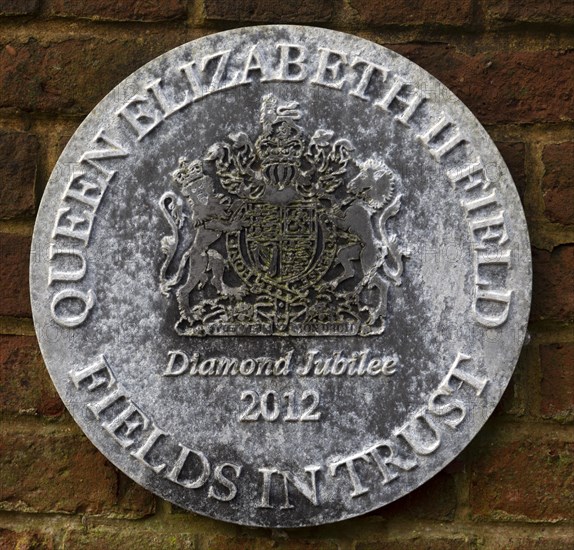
top-left (159, 94), bottom-right (407, 336)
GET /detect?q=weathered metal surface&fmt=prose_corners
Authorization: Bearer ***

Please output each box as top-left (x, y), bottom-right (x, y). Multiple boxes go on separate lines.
top-left (30, 26), bottom-right (531, 527)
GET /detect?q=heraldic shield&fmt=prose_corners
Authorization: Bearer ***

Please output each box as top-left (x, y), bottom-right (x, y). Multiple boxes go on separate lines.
top-left (158, 94), bottom-right (408, 337)
top-left (228, 201), bottom-right (337, 291)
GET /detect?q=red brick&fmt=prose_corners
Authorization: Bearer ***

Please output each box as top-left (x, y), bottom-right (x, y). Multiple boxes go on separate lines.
top-left (470, 439), bottom-right (574, 521)
top-left (483, 0), bottom-right (574, 26)
top-left (206, 537), bottom-right (337, 550)
top-left (0, 0), bottom-right (39, 16)
top-left (115, 470), bottom-right (158, 518)
top-left (45, 0), bottom-right (187, 22)
top-left (56, 132), bottom-right (73, 156)
top-left (0, 130), bottom-right (38, 219)
top-left (540, 343), bottom-right (574, 420)
top-left (276, 543), bottom-right (339, 550)
top-left (391, 45), bottom-right (574, 124)
top-left (357, 537), bottom-right (473, 550)
top-left (495, 343), bottom-right (536, 417)
top-left (0, 334), bottom-right (64, 416)
top-left (0, 527), bottom-right (53, 549)
top-left (542, 142), bottom-right (574, 226)
top-left (0, 36), bottom-right (184, 115)
top-left (203, 0), bottom-right (333, 22)
top-left (349, 0), bottom-right (473, 27)
top-left (370, 471), bottom-right (457, 521)
top-left (63, 528), bottom-right (196, 549)
top-left (0, 529), bottom-right (18, 549)
top-left (0, 429), bottom-right (155, 516)
top-left (201, 535), bottom-right (269, 550)
top-left (483, 531), bottom-right (574, 550)
top-left (496, 142), bottom-right (526, 203)
top-left (0, 233), bottom-right (32, 317)
top-left (495, 375), bottom-right (519, 417)
top-left (531, 245), bottom-right (574, 322)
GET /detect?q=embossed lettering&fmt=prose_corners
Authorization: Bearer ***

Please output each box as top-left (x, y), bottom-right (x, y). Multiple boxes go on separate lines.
top-left (476, 249), bottom-right (512, 270)
top-left (257, 468), bottom-right (275, 508)
top-left (368, 441), bottom-right (418, 484)
top-left (239, 390), bottom-right (321, 422)
top-left (257, 466), bottom-right (320, 508)
top-left (130, 425), bottom-right (169, 474)
top-left (462, 190), bottom-right (498, 214)
top-left (329, 452), bottom-right (372, 498)
top-left (163, 350), bottom-right (292, 377)
top-left (217, 357), bottom-right (239, 376)
top-left (279, 466), bottom-right (320, 508)
top-left (418, 115), bottom-right (465, 160)
top-left (445, 352), bottom-right (488, 395)
top-left (298, 350), bottom-right (398, 377)
top-left (179, 59), bottom-right (203, 98)
top-left (146, 78), bottom-right (191, 118)
top-left (272, 44), bottom-right (307, 81)
top-left (199, 358), bottom-right (216, 375)
top-left (47, 129), bottom-right (126, 329)
top-left (311, 47), bottom-right (348, 90)
top-left (376, 77), bottom-right (426, 126)
top-left (102, 400), bottom-right (150, 448)
top-left (427, 385), bottom-right (467, 429)
top-left (166, 444), bottom-right (211, 489)
top-left (87, 382), bottom-right (127, 418)
top-left (427, 353), bottom-right (488, 428)
top-left (395, 408), bottom-right (442, 455)
top-left (49, 246), bottom-right (87, 284)
top-left (392, 353), bottom-right (490, 461)
top-left (180, 49), bottom-right (237, 100)
top-left (69, 355), bottom-right (115, 391)
top-left (468, 211), bottom-right (508, 245)
top-left (79, 129), bottom-right (129, 181)
top-left (447, 157), bottom-right (490, 191)
top-left (52, 206), bottom-right (94, 245)
top-left (475, 288), bottom-right (513, 327)
top-left (203, 50), bottom-right (235, 93)
top-left (449, 159), bottom-right (514, 327)
top-left (51, 287), bottom-right (95, 328)
top-left (468, 208), bottom-right (512, 327)
top-left (64, 171), bottom-right (108, 210)
top-left (164, 350), bottom-right (190, 375)
top-left (117, 94), bottom-right (163, 140)
top-left (208, 463), bottom-right (242, 502)
top-left (328, 441), bottom-right (417, 498)
top-left (349, 57), bottom-right (388, 101)
top-left (237, 45), bottom-right (270, 84)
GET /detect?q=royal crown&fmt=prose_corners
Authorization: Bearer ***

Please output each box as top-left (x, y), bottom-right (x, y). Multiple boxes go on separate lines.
top-left (255, 94), bottom-right (305, 188)
top-left (172, 158), bottom-right (204, 188)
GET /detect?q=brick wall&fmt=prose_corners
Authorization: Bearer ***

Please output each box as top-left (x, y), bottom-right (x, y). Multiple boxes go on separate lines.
top-left (0, 1), bottom-right (572, 548)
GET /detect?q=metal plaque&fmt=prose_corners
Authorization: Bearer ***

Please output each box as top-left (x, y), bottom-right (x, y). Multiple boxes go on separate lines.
top-left (30, 26), bottom-right (532, 527)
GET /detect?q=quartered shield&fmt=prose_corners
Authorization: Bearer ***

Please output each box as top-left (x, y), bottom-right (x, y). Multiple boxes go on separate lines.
top-left (228, 200), bottom-right (337, 301)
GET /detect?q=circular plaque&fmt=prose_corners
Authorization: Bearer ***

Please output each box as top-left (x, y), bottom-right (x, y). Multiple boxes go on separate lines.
top-left (31, 26), bottom-right (531, 527)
